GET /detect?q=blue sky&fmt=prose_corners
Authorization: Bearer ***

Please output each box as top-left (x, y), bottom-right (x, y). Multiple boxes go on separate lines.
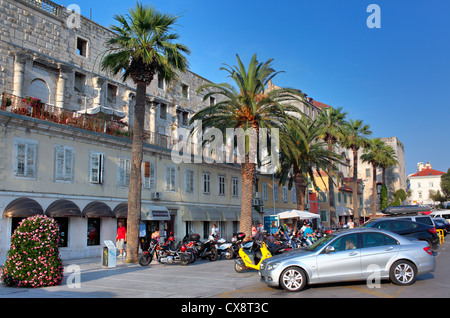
top-left (60, 0), bottom-right (450, 175)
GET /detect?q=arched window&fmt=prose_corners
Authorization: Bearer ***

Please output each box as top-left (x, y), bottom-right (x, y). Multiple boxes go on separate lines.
top-left (28, 79), bottom-right (50, 103)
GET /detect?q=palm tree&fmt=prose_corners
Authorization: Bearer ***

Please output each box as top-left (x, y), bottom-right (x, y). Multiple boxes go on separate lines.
top-left (279, 116), bottom-right (342, 212)
top-left (190, 54), bottom-right (305, 240)
top-left (101, 3), bottom-right (190, 263)
top-left (316, 106), bottom-right (348, 227)
top-left (360, 138), bottom-right (386, 218)
top-left (340, 119), bottom-right (372, 225)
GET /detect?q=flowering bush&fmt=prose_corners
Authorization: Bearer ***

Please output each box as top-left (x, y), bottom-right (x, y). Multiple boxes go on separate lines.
top-left (0, 215), bottom-right (64, 288)
top-left (22, 96), bottom-right (41, 108)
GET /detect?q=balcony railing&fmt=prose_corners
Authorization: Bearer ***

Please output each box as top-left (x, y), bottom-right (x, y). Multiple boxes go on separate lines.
top-left (21, 0), bottom-right (61, 17)
top-left (0, 93), bottom-right (230, 161)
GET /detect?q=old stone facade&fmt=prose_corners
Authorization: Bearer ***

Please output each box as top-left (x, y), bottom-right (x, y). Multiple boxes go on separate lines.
top-left (0, 0), bottom-right (302, 263)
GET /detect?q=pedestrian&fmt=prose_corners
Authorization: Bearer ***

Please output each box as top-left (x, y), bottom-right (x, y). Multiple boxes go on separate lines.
top-left (210, 224), bottom-right (220, 238)
top-left (347, 219), bottom-right (354, 229)
top-left (151, 227), bottom-right (160, 242)
top-left (252, 225), bottom-right (257, 238)
top-left (304, 223), bottom-right (314, 246)
top-left (116, 221), bottom-right (127, 258)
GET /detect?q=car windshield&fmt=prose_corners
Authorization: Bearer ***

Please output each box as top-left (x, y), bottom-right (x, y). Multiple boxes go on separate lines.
top-left (306, 235), bottom-right (336, 252)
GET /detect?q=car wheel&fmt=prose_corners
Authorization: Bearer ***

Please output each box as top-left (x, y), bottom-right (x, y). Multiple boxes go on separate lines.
top-left (279, 266), bottom-right (307, 292)
top-left (389, 260), bottom-right (417, 286)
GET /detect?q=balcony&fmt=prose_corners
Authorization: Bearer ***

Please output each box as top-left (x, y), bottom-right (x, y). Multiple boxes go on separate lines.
top-left (0, 93), bottom-right (174, 149)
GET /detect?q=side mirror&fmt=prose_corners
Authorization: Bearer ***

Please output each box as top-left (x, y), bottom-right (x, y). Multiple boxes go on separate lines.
top-left (325, 246), bottom-right (335, 254)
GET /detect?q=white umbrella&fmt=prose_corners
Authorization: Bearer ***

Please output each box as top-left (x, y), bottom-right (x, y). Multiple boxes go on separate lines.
top-left (278, 209), bottom-right (320, 220)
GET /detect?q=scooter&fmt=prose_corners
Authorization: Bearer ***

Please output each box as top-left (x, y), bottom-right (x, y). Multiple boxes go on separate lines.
top-left (234, 233), bottom-right (272, 273)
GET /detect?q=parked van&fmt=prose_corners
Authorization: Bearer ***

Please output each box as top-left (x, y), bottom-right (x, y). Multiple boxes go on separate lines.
top-left (430, 210), bottom-right (450, 221)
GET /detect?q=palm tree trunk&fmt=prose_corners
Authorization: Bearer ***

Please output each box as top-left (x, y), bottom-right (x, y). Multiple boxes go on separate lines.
top-left (240, 158), bottom-right (255, 242)
top-left (126, 81), bottom-right (146, 263)
top-left (293, 166), bottom-right (307, 211)
top-left (371, 165), bottom-right (377, 219)
top-left (352, 148), bottom-right (359, 225)
top-left (327, 142), bottom-right (337, 227)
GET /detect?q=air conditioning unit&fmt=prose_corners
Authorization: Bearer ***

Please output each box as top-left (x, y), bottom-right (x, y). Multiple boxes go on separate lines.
top-left (152, 192), bottom-right (162, 200)
top-left (253, 198), bottom-right (261, 206)
top-left (255, 192), bottom-right (261, 199)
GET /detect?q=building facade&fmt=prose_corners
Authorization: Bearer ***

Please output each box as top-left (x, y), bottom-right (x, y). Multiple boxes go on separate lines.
top-left (407, 162), bottom-right (445, 206)
top-left (0, 0), bottom-right (304, 263)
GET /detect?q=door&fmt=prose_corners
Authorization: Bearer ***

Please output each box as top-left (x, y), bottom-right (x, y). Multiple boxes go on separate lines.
top-left (360, 232), bottom-right (399, 279)
top-left (316, 233), bottom-right (362, 283)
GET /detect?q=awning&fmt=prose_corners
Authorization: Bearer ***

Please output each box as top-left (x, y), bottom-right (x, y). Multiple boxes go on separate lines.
top-left (141, 205), bottom-right (171, 221)
top-left (336, 206), bottom-right (353, 216)
top-left (82, 201), bottom-right (113, 218)
top-left (278, 209), bottom-right (321, 220)
top-left (223, 207), bottom-right (240, 221)
top-left (182, 206), bottom-right (207, 221)
top-left (113, 202), bottom-right (128, 218)
top-left (77, 105), bottom-right (126, 118)
top-left (206, 207), bottom-right (225, 221)
top-left (45, 199), bottom-right (81, 217)
top-left (3, 197), bottom-right (44, 218)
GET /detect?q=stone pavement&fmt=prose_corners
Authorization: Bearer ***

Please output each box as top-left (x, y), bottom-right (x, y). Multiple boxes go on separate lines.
top-left (0, 255), bottom-right (261, 298)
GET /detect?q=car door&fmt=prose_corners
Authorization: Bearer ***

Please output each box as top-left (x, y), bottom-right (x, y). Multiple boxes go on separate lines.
top-left (316, 233), bottom-right (362, 283)
top-left (360, 232), bottom-right (399, 279)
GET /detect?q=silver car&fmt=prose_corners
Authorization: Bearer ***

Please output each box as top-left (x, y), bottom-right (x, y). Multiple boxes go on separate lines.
top-left (259, 228), bottom-right (436, 292)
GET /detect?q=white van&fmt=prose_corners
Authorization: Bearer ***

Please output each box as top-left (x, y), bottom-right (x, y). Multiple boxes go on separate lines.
top-left (430, 210), bottom-right (450, 221)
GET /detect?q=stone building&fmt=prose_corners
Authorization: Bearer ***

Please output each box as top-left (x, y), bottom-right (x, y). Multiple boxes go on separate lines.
top-left (357, 136), bottom-right (407, 212)
top-left (0, 0), bottom-right (302, 263)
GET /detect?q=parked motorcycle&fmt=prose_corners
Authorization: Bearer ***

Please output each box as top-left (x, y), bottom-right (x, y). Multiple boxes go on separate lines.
top-left (139, 236), bottom-right (194, 266)
top-left (196, 235), bottom-right (218, 261)
top-left (234, 233), bottom-right (272, 273)
top-left (217, 234), bottom-right (242, 259)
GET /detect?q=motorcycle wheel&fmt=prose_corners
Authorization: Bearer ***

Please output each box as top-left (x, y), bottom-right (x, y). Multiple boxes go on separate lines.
top-left (139, 253), bottom-right (152, 266)
top-left (224, 248), bottom-right (234, 260)
top-left (180, 258), bottom-right (190, 266)
top-left (208, 249), bottom-right (218, 262)
top-left (234, 261), bottom-right (246, 273)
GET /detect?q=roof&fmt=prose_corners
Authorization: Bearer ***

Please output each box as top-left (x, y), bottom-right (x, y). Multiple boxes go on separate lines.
top-left (311, 100), bottom-right (332, 109)
top-left (409, 168), bottom-right (445, 178)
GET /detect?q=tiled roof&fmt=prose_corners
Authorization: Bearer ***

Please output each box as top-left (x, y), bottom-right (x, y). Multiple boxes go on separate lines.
top-left (409, 168), bottom-right (445, 177)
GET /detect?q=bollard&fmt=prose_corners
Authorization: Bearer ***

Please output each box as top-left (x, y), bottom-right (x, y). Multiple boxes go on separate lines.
top-left (436, 229), bottom-right (445, 245)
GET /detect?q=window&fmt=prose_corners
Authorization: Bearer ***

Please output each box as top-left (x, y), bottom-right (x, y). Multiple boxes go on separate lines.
top-left (54, 217), bottom-right (69, 248)
top-left (262, 182), bottom-right (268, 201)
top-left (365, 168), bottom-right (371, 178)
top-left (55, 145), bottom-right (74, 182)
top-left (165, 165), bottom-right (177, 192)
top-left (74, 72), bottom-right (86, 93)
top-left (107, 84), bottom-right (117, 104)
top-left (143, 161), bottom-right (155, 189)
top-left (185, 168), bottom-right (194, 194)
top-left (118, 157), bottom-right (131, 187)
top-left (338, 192), bottom-right (342, 203)
top-left (282, 186), bottom-right (288, 203)
top-left (181, 84), bottom-right (189, 99)
top-left (232, 177), bottom-right (239, 197)
top-left (291, 187), bottom-right (296, 203)
top-left (157, 76), bottom-right (165, 90)
top-left (89, 152), bottom-right (104, 184)
top-left (87, 218), bottom-right (100, 246)
top-left (319, 210), bottom-right (328, 222)
top-left (203, 172), bottom-right (211, 194)
top-left (177, 110), bottom-right (189, 127)
top-left (160, 103), bottom-right (167, 120)
top-left (418, 183), bottom-right (421, 188)
top-left (362, 232), bottom-right (398, 248)
top-left (209, 96), bottom-right (216, 106)
top-left (76, 37), bottom-right (88, 57)
top-left (329, 233), bottom-right (358, 252)
top-left (274, 184), bottom-right (279, 202)
top-left (13, 138), bottom-right (38, 179)
top-left (218, 175), bottom-right (226, 196)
